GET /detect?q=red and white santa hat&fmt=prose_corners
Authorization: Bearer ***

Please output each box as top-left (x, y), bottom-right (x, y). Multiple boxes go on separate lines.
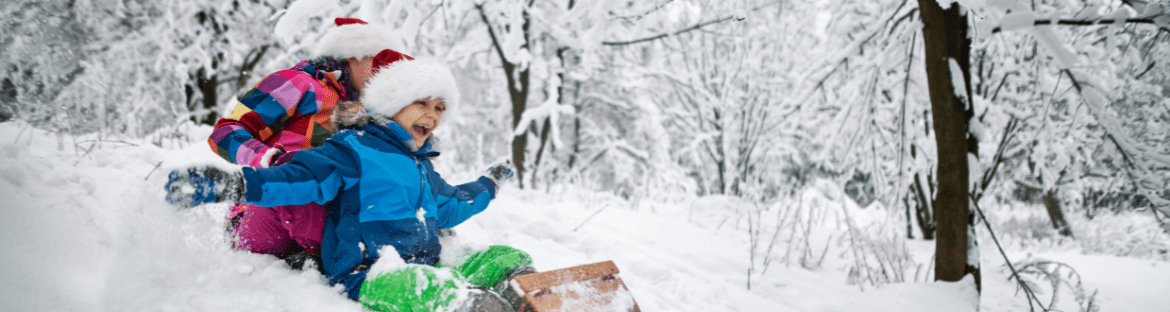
top-left (362, 49), bottom-right (460, 117)
top-left (313, 17), bottom-right (405, 59)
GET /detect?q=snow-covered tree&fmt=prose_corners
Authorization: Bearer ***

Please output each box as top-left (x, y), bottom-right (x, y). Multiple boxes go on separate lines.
top-left (807, 0), bottom-right (1170, 306)
top-left (2, 0), bottom-right (286, 140)
top-left (641, 1), bottom-right (791, 199)
top-left (969, 0), bottom-right (1170, 234)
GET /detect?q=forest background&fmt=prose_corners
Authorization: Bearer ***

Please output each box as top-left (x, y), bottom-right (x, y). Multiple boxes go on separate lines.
top-left (3, 0), bottom-right (1170, 311)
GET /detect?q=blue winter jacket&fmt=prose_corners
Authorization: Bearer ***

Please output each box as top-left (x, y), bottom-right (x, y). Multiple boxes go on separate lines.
top-left (239, 121), bottom-right (497, 300)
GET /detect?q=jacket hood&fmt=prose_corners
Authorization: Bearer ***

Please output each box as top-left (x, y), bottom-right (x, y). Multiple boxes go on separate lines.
top-left (332, 101), bottom-right (439, 155)
top-left (341, 116), bottom-right (439, 158)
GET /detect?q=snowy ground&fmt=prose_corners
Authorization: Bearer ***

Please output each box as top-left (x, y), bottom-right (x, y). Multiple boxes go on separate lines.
top-left (2, 121), bottom-right (1168, 311)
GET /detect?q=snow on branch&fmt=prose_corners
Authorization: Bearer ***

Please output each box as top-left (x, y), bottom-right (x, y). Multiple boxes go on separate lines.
top-left (946, 58), bottom-right (970, 109)
top-left (512, 74), bottom-right (575, 150)
top-left (568, 139), bottom-right (651, 177)
top-left (1063, 69), bottom-right (1170, 230)
top-left (791, 25), bottom-right (883, 108)
top-left (789, 1), bottom-right (919, 111)
top-left (273, 0), bottom-right (337, 43)
top-left (988, 10), bottom-right (1083, 68)
top-left (579, 92), bottom-right (631, 110)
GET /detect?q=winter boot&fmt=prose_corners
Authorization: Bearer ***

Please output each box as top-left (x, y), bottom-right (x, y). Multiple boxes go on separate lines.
top-left (454, 286), bottom-right (513, 312)
top-left (494, 265), bottom-right (537, 312)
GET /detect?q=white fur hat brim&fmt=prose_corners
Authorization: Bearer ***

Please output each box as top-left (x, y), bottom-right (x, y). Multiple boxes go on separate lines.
top-left (362, 58), bottom-right (459, 117)
top-left (313, 23), bottom-right (404, 59)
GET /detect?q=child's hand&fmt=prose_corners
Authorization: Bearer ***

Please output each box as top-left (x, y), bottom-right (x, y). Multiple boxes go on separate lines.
top-left (485, 160), bottom-right (514, 188)
top-left (165, 166), bottom-right (244, 208)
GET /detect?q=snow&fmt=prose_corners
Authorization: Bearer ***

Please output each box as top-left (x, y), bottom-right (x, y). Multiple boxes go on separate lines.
top-left (2, 121), bottom-right (1169, 311)
top-left (947, 57), bottom-right (969, 108)
top-left (1105, 5), bottom-right (1135, 23)
top-left (1028, 26), bottom-right (1079, 69)
top-left (968, 152), bottom-right (982, 192)
top-left (997, 11), bottom-right (1036, 32)
top-left (274, 0), bottom-right (337, 43)
top-left (666, 1), bottom-right (702, 25)
top-left (511, 73), bottom-right (575, 148)
top-left (540, 275), bottom-right (637, 312)
top-left (1072, 5), bottom-right (1105, 20)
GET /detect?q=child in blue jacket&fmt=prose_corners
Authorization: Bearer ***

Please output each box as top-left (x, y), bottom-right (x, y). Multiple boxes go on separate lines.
top-left (166, 49), bottom-right (533, 311)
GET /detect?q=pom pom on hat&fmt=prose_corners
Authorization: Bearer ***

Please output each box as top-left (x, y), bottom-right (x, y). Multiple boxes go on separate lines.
top-left (313, 18), bottom-right (405, 59)
top-left (362, 49), bottom-right (459, 117)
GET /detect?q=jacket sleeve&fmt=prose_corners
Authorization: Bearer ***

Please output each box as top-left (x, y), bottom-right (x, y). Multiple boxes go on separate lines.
top-left (427, 164), bottom-right (498, 229)
top-left (208, 69), bottom-right (326, 167)
top-left (239, 137), bottom-right (362, 207)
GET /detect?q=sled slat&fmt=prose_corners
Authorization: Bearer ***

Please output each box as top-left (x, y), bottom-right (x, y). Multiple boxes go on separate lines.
top-left (515, 260), bottom-right (620, 291)
top-left (511, 260), bottom-right (640, 312)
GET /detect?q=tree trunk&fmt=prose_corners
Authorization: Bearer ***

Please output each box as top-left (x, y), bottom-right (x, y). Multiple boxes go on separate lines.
top-left (569, 103), bottom-right (581, 170)
top-left (193, 67), bottom-right (219, 125)
top-left (531, 118), bottom-right (552, 187)
top-left (917, 0), bottom-right (981, 293)
top-left (236, 45), bottom-right (270, 91)
top-left (913, 172), bottom-right (936, 240)
top-left (905, 196), bottom-right (915, 239)
top-left (511, 74), bottom-right (529, 190)
top-left (531, 46), bottom-right (575, 188)
top-left (712, 109), bottom-right (727, 194)
top-left (1042, 189), bottom-right (1074, 237)
top-left (478, 4), bottom-right (531, 189)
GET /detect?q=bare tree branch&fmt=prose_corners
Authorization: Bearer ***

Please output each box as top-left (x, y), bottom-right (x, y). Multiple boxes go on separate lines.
top-left (970, 196), bottom-right (1048, 312)
top-left (602, 0), bottom-right (783, 46)
top-left (991, 17), bottom-right (1170, 34)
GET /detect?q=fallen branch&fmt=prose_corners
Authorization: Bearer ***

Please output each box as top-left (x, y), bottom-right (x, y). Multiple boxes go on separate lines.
top-left (971, 195), bottom-right (1048, 311)
top-left (573, 204), bottom-right (610, 232)
top-left (144, 161), bottom-right (164, 181)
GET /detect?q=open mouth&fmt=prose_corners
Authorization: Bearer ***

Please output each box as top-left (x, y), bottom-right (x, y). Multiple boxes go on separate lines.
top-left (411, 123), bottom-right (432, 139)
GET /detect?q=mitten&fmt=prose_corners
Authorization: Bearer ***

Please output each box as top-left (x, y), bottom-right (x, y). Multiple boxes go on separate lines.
top-left (485, 160), bottom-right (514, 189)
top-left (252, 146), bottom-right (286, 168)
top-left (165, 166), bottom-right (245, 208)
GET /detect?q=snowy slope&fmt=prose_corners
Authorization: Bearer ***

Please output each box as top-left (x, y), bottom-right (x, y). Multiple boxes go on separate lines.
top-left (1, 122), bottom-right (1167, 311)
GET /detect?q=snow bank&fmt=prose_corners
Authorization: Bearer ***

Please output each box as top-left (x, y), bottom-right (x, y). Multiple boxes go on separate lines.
top-left (0, 122), bottom-right (362, 311)
top-left (1, 121), bottom-right (1168, 312)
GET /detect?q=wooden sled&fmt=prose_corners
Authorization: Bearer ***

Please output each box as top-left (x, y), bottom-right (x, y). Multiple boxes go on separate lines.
top-left (509, 260), bottom-right (640, 312)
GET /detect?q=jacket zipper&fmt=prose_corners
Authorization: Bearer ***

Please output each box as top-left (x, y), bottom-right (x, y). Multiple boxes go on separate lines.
top-left (413, 156), bottom-right (429, 252)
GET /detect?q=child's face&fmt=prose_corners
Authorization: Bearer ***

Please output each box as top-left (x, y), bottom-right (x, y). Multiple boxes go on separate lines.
top-left (392, 97), bottom-right (445, 148)
top-left (346, 56), bottom-right (376, 92)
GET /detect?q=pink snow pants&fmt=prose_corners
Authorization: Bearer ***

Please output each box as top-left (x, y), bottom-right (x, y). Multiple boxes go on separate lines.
top-left (227, 202), bottom-right (327, 257)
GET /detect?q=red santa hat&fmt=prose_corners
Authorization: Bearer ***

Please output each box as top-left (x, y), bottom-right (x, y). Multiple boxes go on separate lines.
top-left (313, 18), bottom-right (405, 59)
top-left (362, 49), bottom-right (459, 117)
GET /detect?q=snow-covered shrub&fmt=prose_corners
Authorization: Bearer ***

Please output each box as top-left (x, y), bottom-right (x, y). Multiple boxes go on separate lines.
top-left (687, 195), bottom-right (750, 231)
top-left (1013, 259), bottom-right (1100, 312)
top-left (994, 213), bottom-right (1060, 242)
top-left (984, 202), bottom-right (1170, 261)
top-left (841, 215), bottom-right (921, 288)
top-left (1073, 210), bottom-right (1170, 261)
top-left (843, 171), bottom-right (877, 208)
